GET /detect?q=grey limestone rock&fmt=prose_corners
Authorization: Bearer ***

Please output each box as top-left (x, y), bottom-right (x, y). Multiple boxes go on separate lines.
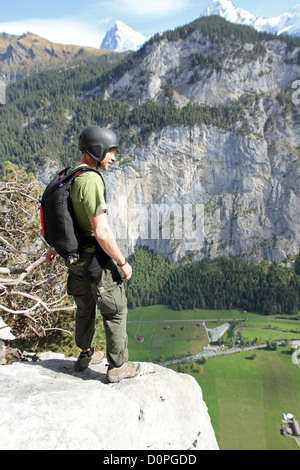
top-left (0, 352), bottom-right (219, 450)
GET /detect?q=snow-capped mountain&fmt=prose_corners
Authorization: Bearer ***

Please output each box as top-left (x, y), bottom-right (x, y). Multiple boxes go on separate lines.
top-left (100, 2), bottom-right (300, 53)
top-left (100, 20), bottom-right (149, 52)
top-left (200, 0), bottom-right (300, 37)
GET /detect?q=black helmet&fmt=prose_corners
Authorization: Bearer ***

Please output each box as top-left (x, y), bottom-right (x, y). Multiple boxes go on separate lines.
top-left (78, 126), bottom-right (119, 162)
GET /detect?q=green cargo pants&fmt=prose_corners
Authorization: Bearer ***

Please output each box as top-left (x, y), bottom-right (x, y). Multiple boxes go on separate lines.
top-left (66, 252), bottom-right (128, 368)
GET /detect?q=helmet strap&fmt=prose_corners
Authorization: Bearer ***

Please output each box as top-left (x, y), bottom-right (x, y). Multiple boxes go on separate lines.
top-left (80, 147), bottom-right (102, 163)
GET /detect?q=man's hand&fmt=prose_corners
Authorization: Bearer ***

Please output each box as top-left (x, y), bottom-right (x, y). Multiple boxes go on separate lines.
top-left (46, 248), bottom-right (57, 265)
top-left (119, 261), bottom-right (132, 281)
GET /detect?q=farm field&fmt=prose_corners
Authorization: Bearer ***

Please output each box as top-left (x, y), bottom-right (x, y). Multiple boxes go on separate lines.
top-left (127, 305), bottom-right (300, 450)
top-left (127, 305), bottom-right (300, 363)
top-left (127, 305), bottom-right (263, 323)
top-left (173, 346), bottom-right (300, 450)
top-left (240, 319), bottom-right (300, 344)
top-left (127, 305), bottom-right (212, 362)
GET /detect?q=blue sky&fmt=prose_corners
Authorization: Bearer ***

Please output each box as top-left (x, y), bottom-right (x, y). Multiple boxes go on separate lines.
top-left (0, 0), bottom-right (299, 47)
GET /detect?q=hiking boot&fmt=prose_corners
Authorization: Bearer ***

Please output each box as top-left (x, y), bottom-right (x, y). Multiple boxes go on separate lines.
top-left (74, 348), bottom-right (104, 372)
top-left (107, 361), bottom-right (140, 383)
top-left (74, 348), bottom-right (94, 372)
top-left (90, 350), bottom-right (105, 365)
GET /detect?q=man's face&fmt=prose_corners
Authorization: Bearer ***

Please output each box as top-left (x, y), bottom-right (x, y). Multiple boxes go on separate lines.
top-left (100, 148), bottom-right (116, 171)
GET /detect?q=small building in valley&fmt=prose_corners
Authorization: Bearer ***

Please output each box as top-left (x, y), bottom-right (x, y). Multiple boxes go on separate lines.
top-left (281, 413), bottom-right (300, 437)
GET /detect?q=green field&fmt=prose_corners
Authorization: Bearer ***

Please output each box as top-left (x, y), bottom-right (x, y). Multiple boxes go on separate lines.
top-left (127, 305), bottom-right (300, 450)
top-left (127, 305), bottom-right (212, 362)
top-left (241, 319), bottom-right (300, 344)
top-left (127, 304), bottom-right (253, 362)
top-left (127, 305), bottom-right (300, 362)
top-left (175, 347), bottom-right (300, 450)
top-left (127, 305), bottom-right (264, 323)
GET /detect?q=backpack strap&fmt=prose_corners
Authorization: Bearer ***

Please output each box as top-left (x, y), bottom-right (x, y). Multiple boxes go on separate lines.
top-left (66, 167), bottom-right (106, 250)
top-left (58, 166), bottom-right (102, 184)
top-left (60, 166), bottom-right (106, 201)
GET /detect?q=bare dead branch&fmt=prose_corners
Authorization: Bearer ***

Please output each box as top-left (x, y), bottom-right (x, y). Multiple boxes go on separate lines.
top-left (0, 165), bottom-right (75, 340)
top-left (0, 267), bottom-right (27, 274)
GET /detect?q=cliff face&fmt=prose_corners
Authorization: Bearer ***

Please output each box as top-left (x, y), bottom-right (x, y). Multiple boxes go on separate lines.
top-left (90, 30), bottom-right (300, 264)
top-left (0, 353), bottom-right (218, 450)
top-left (102, 35), bottom-right (300, 108)
top-left (105, 120), bottom-right (299, 263)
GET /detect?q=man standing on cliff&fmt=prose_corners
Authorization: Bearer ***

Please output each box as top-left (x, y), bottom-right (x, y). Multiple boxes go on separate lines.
top-left (46, 125), bottom-right (140, 383)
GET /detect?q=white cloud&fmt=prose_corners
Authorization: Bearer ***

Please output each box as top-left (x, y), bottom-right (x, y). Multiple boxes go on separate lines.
top-left (0, 18), bottom-right (105, 48)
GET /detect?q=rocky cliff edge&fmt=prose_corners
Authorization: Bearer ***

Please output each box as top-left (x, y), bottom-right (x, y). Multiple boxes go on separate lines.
top-left (0, 352), bottom-right (219, 450)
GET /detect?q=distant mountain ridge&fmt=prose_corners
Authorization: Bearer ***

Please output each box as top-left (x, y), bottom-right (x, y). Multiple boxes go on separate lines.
top-left (100, 1), bottom-right (300, 52)
top-left (0, 1), bottom-right (298, 58)
top-left (0, 32), bottom-right (125, 83)
top-left (201, 0), bottom-right (300, 37)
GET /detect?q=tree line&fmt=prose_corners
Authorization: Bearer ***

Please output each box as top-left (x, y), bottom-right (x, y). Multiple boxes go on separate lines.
top-left (147, 15), bottom-right (300, 49)
top-left (125, 248), bottom-right (300, 316)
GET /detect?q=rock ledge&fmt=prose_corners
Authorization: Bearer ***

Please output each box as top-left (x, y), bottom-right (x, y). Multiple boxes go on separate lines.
top-left (0, 352), bottom-right (218, 450)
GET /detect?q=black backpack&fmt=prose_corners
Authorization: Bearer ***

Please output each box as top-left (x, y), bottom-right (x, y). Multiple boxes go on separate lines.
top-left (40, 166), bottom-right (105, 264)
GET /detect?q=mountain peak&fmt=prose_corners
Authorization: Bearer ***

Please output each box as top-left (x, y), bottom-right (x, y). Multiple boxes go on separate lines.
top-left (100, 20), bottom-right (149, 52)
top-left (202, 0), bottom-right (258, 23)
top-left (100, 2), bottom-right (300, 54)
top-left (201, 0), bottom-right (300, 36)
